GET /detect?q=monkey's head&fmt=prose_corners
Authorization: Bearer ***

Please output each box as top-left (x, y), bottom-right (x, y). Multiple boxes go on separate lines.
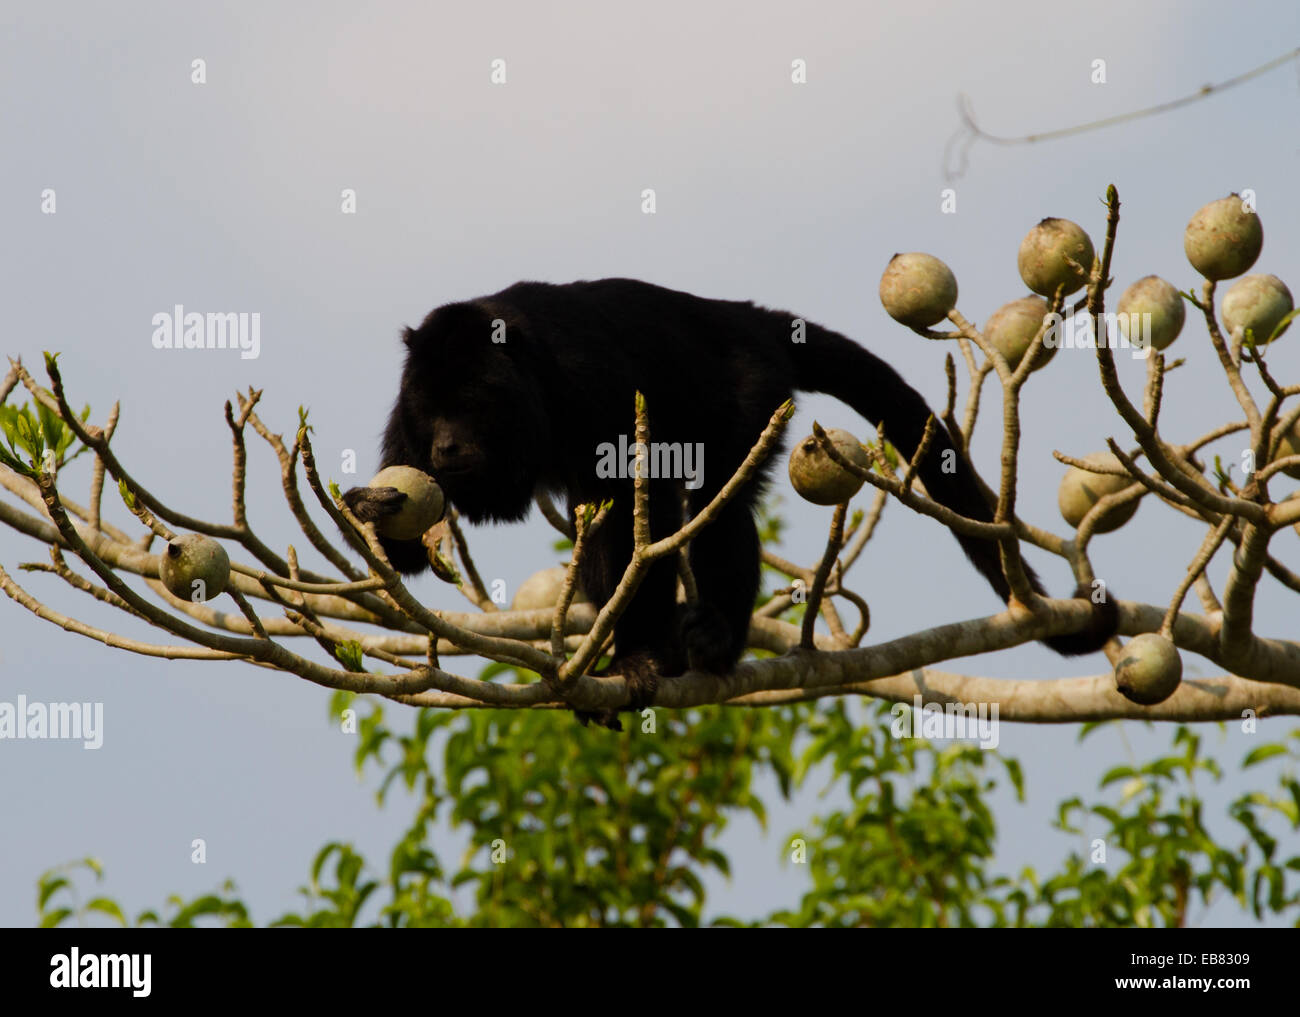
top-left (383, 302), bottom-right (551, 525)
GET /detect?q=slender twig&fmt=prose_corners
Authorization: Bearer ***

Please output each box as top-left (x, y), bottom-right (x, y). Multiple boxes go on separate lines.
top-left (0, 561), bottom-right (245, 661)
top-left (552, 501), bottom-right (609, 665)
top-left (227, 563), bottom-right (386, 595)
top-left (633, 391), bottom-right (651, 549)
top-left (898, 415), bottom-right (938, 497)
top-left (1161, 515), bottom-right (1233, 638)
top-left (446, 510), bottom-right (494, 610)
top-left (1198, 280), bottom-right (1262, 436)
top-left (242, 398), bottom-right (365, 582)
top-left (20, 360), bottom-right (298, 575)
top-left (1194, 573), bottom-right (1223, 616)
top-left (1254, 455), bottom-right (1300, 485)
top-left (224, 390), bottom-right (261, 529)
top-left (1143, 353), bottom-right (1165, 425)
top-left (946, 48), bottom-right (1300, 178)
top-left (38, 545), bottom-right (147, 620)
top-left (645, 400), bottom-right (792, 556)
top-left (812, 421), bottom-right (1014, 541)
top-left (801, 504), bottom-right (846, 649)
top-left (226, 587), bottom-right (270, 640)
top-left (1087, 194), bottom-right (1266, 524)
top-left (839, 488), bottom-right (887, 573)
top-left (87, 402), bottom-right (120, 532)
top-left (535, 491), bottom-right (575, 540)
top-left (0, 361), bottom-right (20, 404)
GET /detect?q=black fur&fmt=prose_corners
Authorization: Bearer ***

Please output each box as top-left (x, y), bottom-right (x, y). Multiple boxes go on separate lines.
top-left (345, 279), bottom-right (1118, 716)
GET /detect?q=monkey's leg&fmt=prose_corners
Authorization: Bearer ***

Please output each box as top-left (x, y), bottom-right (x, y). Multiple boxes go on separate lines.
top-left (572, 487), bottom-right (682, 728)
top-left (682, 496), bottom-right (760, 675)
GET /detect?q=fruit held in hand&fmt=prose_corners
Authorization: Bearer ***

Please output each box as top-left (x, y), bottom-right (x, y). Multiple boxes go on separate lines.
top-left (1058, 452), bottom-right (1139, 533)
top-left (368, 466), bottom-right (445, 539)
top-left (1116, 276), bottom-right (1186, 351)
top-left (1114, 633), bottom-right (1182, 706)
top-left (879, 252), bottom-right (958, 328)
top-left (1221, 273), bottom-right (1293, 344)
top-left (789, 428), bottom-right (870, 505)
top-left (1184, 195), bottom-right (1262, 281)
top-left (1017, 218), bottom-right (1095, 298)
top-left (512, 566), bottom-right (588, 611)
top-left (159, 534), bottom-right (230, 601)
top-left (985, 296), bottom-right (1057, 371)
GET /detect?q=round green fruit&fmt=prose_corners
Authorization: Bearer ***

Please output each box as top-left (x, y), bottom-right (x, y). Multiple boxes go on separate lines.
top-left (1221, 273), bottom-right (1293, 344)
top-left (1116, 276), bottom-right (1186, 352)
top-left (1184, 195), bottom-right (1262, 281)
top-left (1057, 452), bottom-right (1139, 533)
top-left (368, 466), bottom-right (445, 540)
top-left (879, 252), bottom-right (959, 328)
top-left (1273, 419), bottom-right (1300, 481)
top-left (1017, 218), bottom-right (1095, 298)
top-left (1114, 633), bottom-right (1182, 706)
top-left (159, 534), bottom-right (230, 602)
top-left (985, 296), bottom-right (1056, 371)
top-left (512, 566), bottom-right (588, 611)
top-left (789, 428), bottom-right (870, 505)
top-left (1284, 493), bottom-right (1300, 538)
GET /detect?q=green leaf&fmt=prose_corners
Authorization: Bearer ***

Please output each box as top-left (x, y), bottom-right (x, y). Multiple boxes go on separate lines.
top-left (1077, 719), bottom-right (1115, 742)
top-left (1100, 765), bottom-right (1138, 787)
top-left (1002, 758), bottom-right (1025, 800)
top-left (37, 876), bottom-right (70, 910)
top-left (1242, 743), bottom-right (1289, 768)
top-left (334, 640), bottom-right (366, 673)
top-left (86, 897), bottom-right (128, 925)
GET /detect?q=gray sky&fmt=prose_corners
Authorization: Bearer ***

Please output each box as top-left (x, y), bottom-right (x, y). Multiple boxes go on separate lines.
top-left (2, 0), bottom-right (1298, 926)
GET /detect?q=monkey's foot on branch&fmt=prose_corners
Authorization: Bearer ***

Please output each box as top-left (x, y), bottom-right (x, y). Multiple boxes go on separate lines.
top-left (575, 651), bottom-right (661, 731)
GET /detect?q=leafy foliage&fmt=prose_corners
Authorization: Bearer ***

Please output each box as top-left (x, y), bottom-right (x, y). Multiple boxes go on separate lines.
top-left (1030, 727), bottom-right (1300, 926)
top-left (0, 397), bottom-right (89, 476)
top-left (769, 701), bottom-right (1019, 927)
top-left (34, 698), bottom-right (1300, 927)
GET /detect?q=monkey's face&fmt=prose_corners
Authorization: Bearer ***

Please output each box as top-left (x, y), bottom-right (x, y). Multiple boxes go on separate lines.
top-left (394, 339), bottom-right (548, 525)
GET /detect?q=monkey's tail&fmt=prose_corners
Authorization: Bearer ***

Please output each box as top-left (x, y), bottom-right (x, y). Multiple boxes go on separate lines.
top-left (794, 323), bottom-right (1116, 656)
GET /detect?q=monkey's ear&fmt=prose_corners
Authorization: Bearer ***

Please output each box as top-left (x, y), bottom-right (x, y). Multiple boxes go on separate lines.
top-left (406, 302), bottom-right (509, 359)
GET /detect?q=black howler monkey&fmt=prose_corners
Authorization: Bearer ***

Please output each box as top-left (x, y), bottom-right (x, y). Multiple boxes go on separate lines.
top-left (344, 278), bottom-right (1117, 720)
